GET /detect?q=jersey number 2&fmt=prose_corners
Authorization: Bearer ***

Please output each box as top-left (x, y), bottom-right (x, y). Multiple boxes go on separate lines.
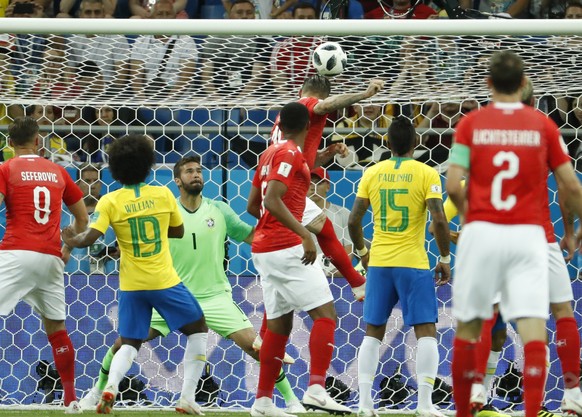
top-left (491, 151), bottom-right (519, 211)
top-left (128, 216), bottom-right (162, 257)
top-left (33, 186), bottom-right (51, 225)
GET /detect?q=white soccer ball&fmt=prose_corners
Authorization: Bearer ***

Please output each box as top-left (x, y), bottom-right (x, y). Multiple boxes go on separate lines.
top-left (312, 42), bottom-right (347, 77)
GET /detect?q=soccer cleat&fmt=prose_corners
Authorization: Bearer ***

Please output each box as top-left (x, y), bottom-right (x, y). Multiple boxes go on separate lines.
top-left (79, 386), bottom-right (102, 410)
top-left (352, 283), bottom-right (366, 302)
top-left (477, 403), bottom-right (510, 417)
top-left (252, 335), bottom-right (296, 365)
top-left (469, 383), bottom-right (487, 415)
top-left (96, 388), bottom-right (116, 414)
top-left (538, 406), bottom-right (560, 417)
top-left (415, 407), bottom-right (447, 417)
top-left (251, 397), bottom-right (298, 417)
top-left (562, 397), bottom-right (582, 416)
top-left (302, 384), bottom-right (352, 415)
top-left (285, 398), bottom-right (307, 413)
top-left (64, 400), bottom-right (83, 414)
top-left (357, 408), bottom-right (378, 417)
top-left (176, 397), bottom-right (204, 415)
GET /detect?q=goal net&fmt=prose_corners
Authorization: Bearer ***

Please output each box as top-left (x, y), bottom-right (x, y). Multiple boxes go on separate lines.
top-left (0, 19), bottom-right (581, 411)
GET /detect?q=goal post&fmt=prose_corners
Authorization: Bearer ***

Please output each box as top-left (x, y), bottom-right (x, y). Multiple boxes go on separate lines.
top-left (0, 19), bottom-right (581, 410)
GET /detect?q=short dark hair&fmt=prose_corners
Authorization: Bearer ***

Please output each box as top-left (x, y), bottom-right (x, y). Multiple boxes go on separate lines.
top-left (279, 102), bottom-right (310, 135)
top-left (8, 117), bottom-right (39, 147)
top-left (174, 154), bottom-right (202, 179)
top-left (293, 2), bottom-right (317, 16)
top-left (301, 75), bottom-right (331, 97)
top-left (489, 51), bottom-right (524, 95)
top-left (388, 116), bottom-right (415, 156)
top-left (108, 134), bottom-right (155, 185)
top-left (79, 162), bottom-right (101, 179)
top-left (566, 0), bottom-right (582, 11)
top-left (230, 0), bottom-right (254, 8)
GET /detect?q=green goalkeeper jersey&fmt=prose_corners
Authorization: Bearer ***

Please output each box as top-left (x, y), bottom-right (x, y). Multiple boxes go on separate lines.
top-left (170, 197), bottom-right (253, 299)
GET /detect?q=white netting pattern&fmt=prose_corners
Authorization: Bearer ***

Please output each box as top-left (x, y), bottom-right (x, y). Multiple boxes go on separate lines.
top-left (0, 24), bottom-right (581, 411)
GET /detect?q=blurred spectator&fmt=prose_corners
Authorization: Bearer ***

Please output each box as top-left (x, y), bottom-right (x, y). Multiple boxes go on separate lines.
top-left (127, 0), bottom-right (188, 18)
top-left (364, 0), bottom-right (437, 18)
top-left (129, 0), bottom-right (198, 97)
top-left (0, 38), bottom-right (23, 161)
top-left (32, 47), bottom-right (71, 98)
top-left (57, 0), bottom-right (115, 16)
top-left (308, 167), bottom-right (354, 277)
top-left (222, 0), bottom-right (297, 18)
top-left (26, 104), bottom-right (76, 165)
top-left (416, 99), bottom-right (479, 170)
top-left (554, 92), bottom-right (582, 159)
top-left (201, 0), bottom-right (272, 97)
top-left (460, 0), bottom-right (529, 17)
top-left (81, 106), bottom-right (118, 163)
top-left (64, 163), bottom-right (118, 275)
top-left (66, 0), bottom-right (129, 95)
top-left (530, 0), bottom-right (580, 17)
top-left (0, 0), bottom-right (8, 15)
top-left (270, 6), bottom-right (321, 95)
top-left (565, 0), bottom-right (582, 16)
top-left (328, 104), bottom-right (391, 169)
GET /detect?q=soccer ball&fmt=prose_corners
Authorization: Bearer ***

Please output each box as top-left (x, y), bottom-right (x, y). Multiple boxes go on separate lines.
top-left (312, 42), bottom-right (347, 77)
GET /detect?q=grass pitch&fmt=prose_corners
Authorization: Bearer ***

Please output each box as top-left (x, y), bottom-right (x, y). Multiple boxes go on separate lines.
top-left (0, 412), bottom-right (414, 417)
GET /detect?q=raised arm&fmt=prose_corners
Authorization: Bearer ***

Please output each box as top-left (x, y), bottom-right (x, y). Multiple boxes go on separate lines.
top-left (312, 79), bottom-right (384, 115)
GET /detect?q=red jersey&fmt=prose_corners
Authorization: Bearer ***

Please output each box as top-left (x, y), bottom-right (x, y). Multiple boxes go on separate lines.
top-left (251, 141), bottom-right (311, 253)
top-left (454, 102), bottom-right (570, 227)
top-left (0, 155), bottom-right (84, 257)
top-left (366, 3), bottom-right (437, 18)
top-left (271, 96), bottom-right (327, 169)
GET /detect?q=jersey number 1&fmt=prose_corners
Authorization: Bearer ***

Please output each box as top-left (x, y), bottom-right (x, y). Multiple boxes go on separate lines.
top-left (491, 151), bottom-right (519, 211)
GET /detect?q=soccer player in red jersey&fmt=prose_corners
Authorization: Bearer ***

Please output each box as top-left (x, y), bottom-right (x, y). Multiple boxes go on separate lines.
top-left (0, 117), bottom-right (89, 413)
top-left (446, 51), bottom-right (582, 417)
top-left (247, 102), bottom-right (350, 417)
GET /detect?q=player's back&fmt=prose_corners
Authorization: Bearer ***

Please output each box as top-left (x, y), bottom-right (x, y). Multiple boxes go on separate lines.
top-left (0, 156), bottom-right (82, 257)
top-left (252, 141), bottom-right (310, 253)
top-left (94, 184), bottom-right (182, 291)
top-left (357, 158), bottom-right (442, 269)
top-left (271, 96), bottom-right (327, 169)
top-left (455, 103), bottom-right (569, 226)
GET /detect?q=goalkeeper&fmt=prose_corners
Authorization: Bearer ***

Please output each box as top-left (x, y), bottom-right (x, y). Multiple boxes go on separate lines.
top-left (80, 155), bottom-right (303, 412)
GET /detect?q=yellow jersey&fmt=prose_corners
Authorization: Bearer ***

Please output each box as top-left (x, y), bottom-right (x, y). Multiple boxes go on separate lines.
top-left (356, 157), bottom-right (442, 269)
top-left (443, 179), bottom-right (466, 221)
top-left (90, 184), bottom-right (183, 291)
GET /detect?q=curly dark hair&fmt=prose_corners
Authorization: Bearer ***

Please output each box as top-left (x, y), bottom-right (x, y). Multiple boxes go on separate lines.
top-left (108, 134), bottom-right (155, 185)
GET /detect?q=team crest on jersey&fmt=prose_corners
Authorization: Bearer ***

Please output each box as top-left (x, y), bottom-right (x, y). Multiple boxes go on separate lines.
top-left (430, 184), bottom-right (442, 193)
top-left (206, 218), bottom-right (215, 228)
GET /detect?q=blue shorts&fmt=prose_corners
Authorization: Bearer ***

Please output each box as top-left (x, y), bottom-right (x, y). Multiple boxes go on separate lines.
top-left (364, 266), bottom-right (438, 327)
top-left (118, 282), bottom-right (203, 340)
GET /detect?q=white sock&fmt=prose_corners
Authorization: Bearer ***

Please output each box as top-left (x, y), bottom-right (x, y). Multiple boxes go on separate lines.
top-left (358, 336), bottom-right (381, 410)
top-left (483, 350), bottom-right (501, 401)
top-left (107, 344), bottom-right (138, 391)
top-left (181, 332), bottom-right (208, 400)
top-left (416, 337), bottom-right (439, 411)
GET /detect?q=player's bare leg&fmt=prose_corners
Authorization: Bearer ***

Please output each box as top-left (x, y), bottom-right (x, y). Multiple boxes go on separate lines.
top-left (43, 317), bottom-right (80, 413)
top-left (515, 318), bottom-right (548, 417)
top-left (229, 328), bottom-right (304, 413)
top-left (550, 301), bottom-right (582, 415)
top-left (302, 302), bottom-right (351, 415)
top-left (306, 213), bottom-right (366, 300)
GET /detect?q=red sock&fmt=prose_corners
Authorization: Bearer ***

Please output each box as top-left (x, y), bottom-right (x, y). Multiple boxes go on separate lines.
top-left (523, 341), bottom-right (547, 417)
top-left (48, 330), bottom-right (76, 406)
top-left (316, 219), bottom-right (365, 288)
top-left (556, 317), bottom-right (581, 388)
top-left (309, 317), bottom-right (335, 387)
top-left (259, 312), bottom-right (268, 339)
top-left (475, 314), bottom-right (497, 384)
top-left (452, 337), bottom-right (476, 417)
top-left (257, 329), bottom-right (288, 399)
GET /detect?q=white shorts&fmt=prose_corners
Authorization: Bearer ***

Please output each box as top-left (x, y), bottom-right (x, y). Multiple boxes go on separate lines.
top-left (0, 250), bottom-right (66, 320)
top-left (252, 244), bottom-right (334, 319)
top-left (453, 222), bottom-right (549, 323)
top-left (548, 242), bottom-right (573, 304)
top-left (301, 197), bottom-right (324, 227)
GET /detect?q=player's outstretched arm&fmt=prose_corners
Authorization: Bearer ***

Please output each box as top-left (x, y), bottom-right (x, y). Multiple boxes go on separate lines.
top-left (62, 226), bottom-right (103, 249)
top-left (67, 199), bottom-right (90, 234)
top-left (348, 196), bottom-right (370, 270)
top-left (312, 79), bottom-right (385, 115)
top-left (264, 180), bottom-right (317, 265)
top-left (427, 198), bottom-right (451, 285)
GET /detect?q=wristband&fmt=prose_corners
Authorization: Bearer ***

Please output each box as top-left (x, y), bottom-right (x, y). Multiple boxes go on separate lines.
top-left (439, 254), bottom-right (451, 264)
top-left (356, 246), bottom-right (369, 257)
